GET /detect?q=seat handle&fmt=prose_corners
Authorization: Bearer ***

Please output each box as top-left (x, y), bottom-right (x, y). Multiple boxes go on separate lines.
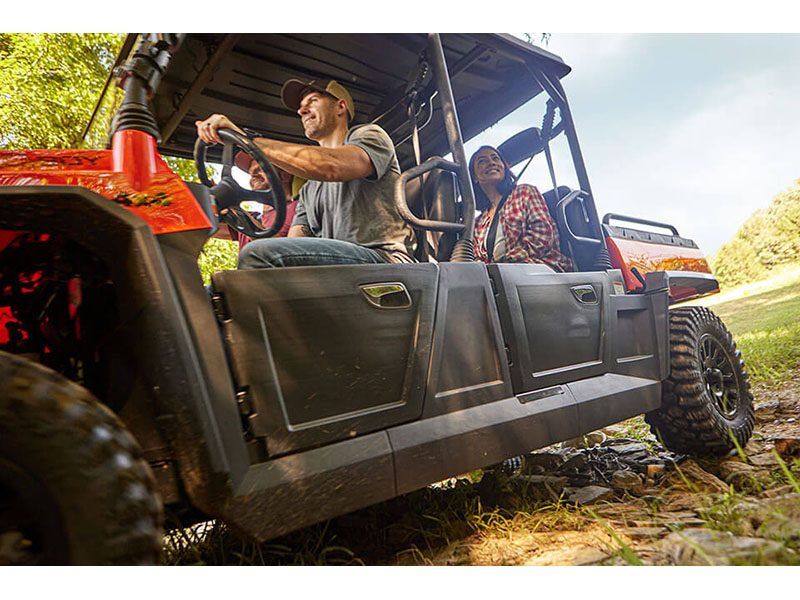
top-left (557, 190), bottom-right (602, 246)
top-left (395, 157), bottom-right (465, 233)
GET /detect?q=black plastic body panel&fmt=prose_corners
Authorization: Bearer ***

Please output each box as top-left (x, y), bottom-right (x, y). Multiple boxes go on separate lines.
top-left (662, 270), bottom-right (720, 303)
top-left (422, 263), bottom-right (514, 418)
top-left (392, 388), bottom-right (579, 494)
top-left (216, 368), bottom-right (664, 540)
top-left (609, 291), bottom-right (670, 381)
top-left (222, 431), bottom-right (395, 541)
top-left (571, 373), bottom-right (661, 434)
top-left (156, 231), bottom-right (249, 484)
top-left (212, 264), bottom-right (438, 457)
top-left (488, 264), bottom-right (614, 393)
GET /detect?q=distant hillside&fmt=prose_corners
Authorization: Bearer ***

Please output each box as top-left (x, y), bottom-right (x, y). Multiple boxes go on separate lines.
top-left (712, 179), bottom-right (800, 288)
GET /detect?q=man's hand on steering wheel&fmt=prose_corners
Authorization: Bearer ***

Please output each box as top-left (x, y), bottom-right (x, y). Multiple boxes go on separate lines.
top-left (193, 114), bottom-right (287, 239)
top-left (194, 114), bottom-right (245, 146)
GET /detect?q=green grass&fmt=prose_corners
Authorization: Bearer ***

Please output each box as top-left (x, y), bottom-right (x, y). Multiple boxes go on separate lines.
top-left (690, 264), bottom-right (800, 388)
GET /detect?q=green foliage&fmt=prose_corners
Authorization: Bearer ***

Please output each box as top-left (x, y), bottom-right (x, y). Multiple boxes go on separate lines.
top-left (0, 33), bottom-right (229, 281)
top-left (713, 180), bottom-right (800, 288)
top-left (198, 238), bottom-right (238, 284)
top-left (712, 233), bottom-right (765, 288)
top-left (164, 156), bottom-right (201, 183)
top-left (0, 33), bottom-right (124, 149)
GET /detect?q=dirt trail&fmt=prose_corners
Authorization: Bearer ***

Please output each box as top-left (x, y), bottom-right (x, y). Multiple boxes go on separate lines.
top-left (423, 381), bottom-right (800, 566)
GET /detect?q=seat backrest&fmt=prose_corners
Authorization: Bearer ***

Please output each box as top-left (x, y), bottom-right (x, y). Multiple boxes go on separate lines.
top-left (541, 185), bottom-right (573, 258)
top-left (404, 168), bottom-right (460, 262)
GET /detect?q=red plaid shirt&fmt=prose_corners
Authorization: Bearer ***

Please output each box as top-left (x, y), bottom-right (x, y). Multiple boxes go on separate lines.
top-left (228, 199), bottom-right (298, 251)
top-left (473, 184), bottom-right (573, 272)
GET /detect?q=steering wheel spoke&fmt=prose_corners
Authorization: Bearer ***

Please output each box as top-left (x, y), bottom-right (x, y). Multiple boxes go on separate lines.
top-left (220, 141), bottom-right (234, 179)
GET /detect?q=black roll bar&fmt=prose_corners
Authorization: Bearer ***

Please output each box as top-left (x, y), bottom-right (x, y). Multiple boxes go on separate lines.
top-left (602, 214), bottom-right (680, 236)
top-left (426, 33), bottom-right (476, 240)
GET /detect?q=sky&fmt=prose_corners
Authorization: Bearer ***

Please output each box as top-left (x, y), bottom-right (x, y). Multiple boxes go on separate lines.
top-left (464, 33), bottom-right (800, 255)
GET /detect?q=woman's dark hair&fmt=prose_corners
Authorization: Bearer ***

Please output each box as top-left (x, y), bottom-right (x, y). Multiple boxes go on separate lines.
top-left (468, 145), bottom-right (517, 212)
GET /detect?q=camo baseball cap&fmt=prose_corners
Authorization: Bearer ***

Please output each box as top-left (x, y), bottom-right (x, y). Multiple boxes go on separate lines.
top-left (281, 78), bottom-right (355, 120)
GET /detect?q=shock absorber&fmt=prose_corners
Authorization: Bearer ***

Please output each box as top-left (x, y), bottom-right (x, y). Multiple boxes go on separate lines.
top-left (110, 34), bottom-right (184, 142)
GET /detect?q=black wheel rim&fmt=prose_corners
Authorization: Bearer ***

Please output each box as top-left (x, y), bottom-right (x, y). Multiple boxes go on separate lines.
top-left (0, 459), bottom-right (68, 565)
top-left (699, 333), bottom-right (740, 420)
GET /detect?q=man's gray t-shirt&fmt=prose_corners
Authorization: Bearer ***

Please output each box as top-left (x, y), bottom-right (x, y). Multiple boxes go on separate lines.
top-left (292, 124), bottom-right (416, 262)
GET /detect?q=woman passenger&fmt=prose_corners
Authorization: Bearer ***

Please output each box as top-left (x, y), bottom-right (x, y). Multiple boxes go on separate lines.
top-left (469, 145), bottom-right (572, 271)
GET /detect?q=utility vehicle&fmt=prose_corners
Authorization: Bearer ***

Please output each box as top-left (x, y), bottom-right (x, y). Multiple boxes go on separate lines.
top-left (0, 33), bottom-right (754, 565)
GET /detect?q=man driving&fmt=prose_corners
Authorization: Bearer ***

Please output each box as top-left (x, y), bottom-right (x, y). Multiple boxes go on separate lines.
top-left (195, 78), bottom-right (416, 268)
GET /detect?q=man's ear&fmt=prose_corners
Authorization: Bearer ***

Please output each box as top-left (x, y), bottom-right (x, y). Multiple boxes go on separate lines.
top-left (336, 99), bottom-right (348, 119)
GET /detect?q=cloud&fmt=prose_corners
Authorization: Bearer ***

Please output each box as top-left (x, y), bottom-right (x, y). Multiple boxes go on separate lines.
top-left (546, 34), bottom-right (642, 80)
top-left (585, 65), bottom-right (800, 254)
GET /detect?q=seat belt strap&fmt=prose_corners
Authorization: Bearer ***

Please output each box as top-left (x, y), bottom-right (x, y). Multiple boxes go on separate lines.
top-left (485, 190), bottom-right (511, 262)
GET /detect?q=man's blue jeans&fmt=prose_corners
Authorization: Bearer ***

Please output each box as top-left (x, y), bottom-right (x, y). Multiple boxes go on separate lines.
top-left (238, 237), bottom-right (390, 269)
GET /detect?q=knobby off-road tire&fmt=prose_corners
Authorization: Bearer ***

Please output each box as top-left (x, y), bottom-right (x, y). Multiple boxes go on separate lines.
top-left (645, 307), bottom-right (755, 456)
top-left (0, 351), bottom-right (163, 564)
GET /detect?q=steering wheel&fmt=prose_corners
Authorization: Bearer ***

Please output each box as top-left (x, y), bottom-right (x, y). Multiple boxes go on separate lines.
top-left (193, 128), bottom-right (287, 239)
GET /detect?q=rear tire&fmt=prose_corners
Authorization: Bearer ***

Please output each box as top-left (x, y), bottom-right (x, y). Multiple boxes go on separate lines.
top-left (0, 351), bottom-right (163, 564)
top-left (645, 307), bottom-right (754, 456)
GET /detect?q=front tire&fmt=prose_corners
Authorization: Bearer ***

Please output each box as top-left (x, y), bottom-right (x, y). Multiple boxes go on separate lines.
top-left (645, 307), bottom-right (754, 456)
top-left (0, 351), bottom-right (163, 564)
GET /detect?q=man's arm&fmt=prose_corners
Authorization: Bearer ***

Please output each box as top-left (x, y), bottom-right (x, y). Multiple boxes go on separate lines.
top-left (195, 114), bottom-right (373, 182)
top-left (251, 138), bottom-right (374, 183)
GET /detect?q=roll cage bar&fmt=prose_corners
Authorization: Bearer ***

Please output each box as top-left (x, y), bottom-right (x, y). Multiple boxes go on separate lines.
top-left (86, 33), bottom-right (605, 251)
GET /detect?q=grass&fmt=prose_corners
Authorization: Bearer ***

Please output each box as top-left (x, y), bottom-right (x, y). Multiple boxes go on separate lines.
top-left (583, 507), bottom-right (644, 565)
top-left (774, 453), bottom-right (800, 496)
top-left (698, 488), bottom-right (754, 538)
top-left (688, 263), bottom-right (800, 388)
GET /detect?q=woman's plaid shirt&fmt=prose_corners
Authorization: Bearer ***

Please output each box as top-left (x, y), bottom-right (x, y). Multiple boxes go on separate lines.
top-left (473, 184), bottom-right (573, 272)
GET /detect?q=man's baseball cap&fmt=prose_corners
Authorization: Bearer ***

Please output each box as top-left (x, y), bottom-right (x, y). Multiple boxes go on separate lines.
top-left (281, 79), bottom-right (355, 120)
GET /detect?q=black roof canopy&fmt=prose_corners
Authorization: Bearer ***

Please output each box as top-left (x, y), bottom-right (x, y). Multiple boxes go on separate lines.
top-left (116, 33), bottom-right (571, 167)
